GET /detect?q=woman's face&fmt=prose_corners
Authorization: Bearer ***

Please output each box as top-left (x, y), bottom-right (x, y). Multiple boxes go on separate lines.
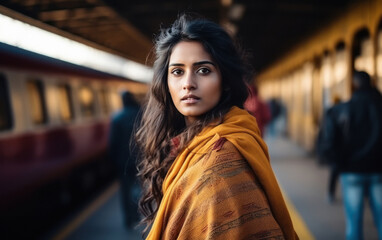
top-left (167, 41), bottom-right (222, 125)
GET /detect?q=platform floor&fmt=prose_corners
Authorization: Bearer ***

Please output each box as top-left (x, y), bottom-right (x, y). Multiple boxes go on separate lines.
top-left (47, 136), bottom-right (379, 240)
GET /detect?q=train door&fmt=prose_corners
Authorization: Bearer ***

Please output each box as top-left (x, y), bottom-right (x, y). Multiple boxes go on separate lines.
top-left (301, 62), bottom-right (315, 151)
top-left (290, 70), bottom-right (303, 144)
top-left (333, 42), bottom-right (350, 101)
top-left (283, 75), bottom-right (294, 138)
top-left (352, 28), bottom-right (374, 79)
top-left (320, 51), bottom-right (333, 112)
top-left (312, 57), bottom-right (322, 128)
top-left (377, 22), bottom-right (382, 92)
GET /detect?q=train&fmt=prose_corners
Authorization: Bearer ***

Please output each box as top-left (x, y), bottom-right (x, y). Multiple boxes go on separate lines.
top-left (257, 0), bottom-right (382, 152)
top-left (0, 11), bottom-right (149, 239)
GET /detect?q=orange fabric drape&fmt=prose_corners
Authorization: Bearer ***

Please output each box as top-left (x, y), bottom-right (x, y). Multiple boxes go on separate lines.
top-left (146, 106), bottom-right (298, 240)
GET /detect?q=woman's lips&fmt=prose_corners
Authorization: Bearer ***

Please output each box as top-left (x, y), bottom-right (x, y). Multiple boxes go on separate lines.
top-left (181, 94), bottom-right (200, 104)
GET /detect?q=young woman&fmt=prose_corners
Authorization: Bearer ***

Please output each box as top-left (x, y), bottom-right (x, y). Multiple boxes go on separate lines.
top-left (136, 14), bottom-right (298, 240)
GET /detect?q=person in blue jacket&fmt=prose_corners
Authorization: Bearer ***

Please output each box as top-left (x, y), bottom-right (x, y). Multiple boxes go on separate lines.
top-left (109, 91), bottom-right (141, 228)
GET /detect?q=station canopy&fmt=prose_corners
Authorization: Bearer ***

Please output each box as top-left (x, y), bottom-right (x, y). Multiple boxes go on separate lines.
top-left (2, 0), bottom-right (358, 74)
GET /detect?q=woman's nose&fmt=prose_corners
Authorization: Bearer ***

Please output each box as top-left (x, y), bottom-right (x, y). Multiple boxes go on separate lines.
top-left (183, 72), bottom-right (196, 90)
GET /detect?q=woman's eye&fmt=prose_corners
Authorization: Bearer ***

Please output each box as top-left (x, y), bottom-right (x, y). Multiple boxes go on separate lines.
top-left (197, 67), bottom-right (210, 75)
top-left (171, 69), bottom-right (183, 75)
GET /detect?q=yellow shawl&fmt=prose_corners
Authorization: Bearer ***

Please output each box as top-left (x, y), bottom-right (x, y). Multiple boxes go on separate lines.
top-left (147, 106), bottom-right (298, 239)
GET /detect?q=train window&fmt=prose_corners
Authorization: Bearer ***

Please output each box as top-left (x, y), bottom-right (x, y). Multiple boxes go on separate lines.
top-left (0, 74), bottom-right (13, 131)
top-left (110, 91), bottom-right (123, 112)
top-left (79, 85), bottom-right (95, 117)
top-left (98, 88), bottom-right (109, 114)
top-left (26, 80), bottom-right (48, 125)
top-left (57, 84), bottom-right (74, 122)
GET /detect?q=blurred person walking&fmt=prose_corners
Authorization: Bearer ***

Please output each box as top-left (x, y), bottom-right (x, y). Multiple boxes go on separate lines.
top-left (317, 95), bottom-right (342, 204)
top-left (318, 71), bottom-right (382, 240)
top-left (267, 98), bottom-right (283, 138)
top-left (244, 85), bottom-right (271, 137)
top-left (109, 91), bottom-right (141, 228)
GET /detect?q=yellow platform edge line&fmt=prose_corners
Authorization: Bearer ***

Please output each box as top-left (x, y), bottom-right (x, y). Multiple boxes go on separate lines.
top-left (52, 181), bottom-right (120, 240)
top-left (280, 186), bottom-right (315, 240)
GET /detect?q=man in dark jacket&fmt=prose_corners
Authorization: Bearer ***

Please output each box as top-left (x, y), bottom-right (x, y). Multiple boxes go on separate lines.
top-left (109, 91), bottom-right (141, 228)
top-left (319, 71), bottom-right (382, 240)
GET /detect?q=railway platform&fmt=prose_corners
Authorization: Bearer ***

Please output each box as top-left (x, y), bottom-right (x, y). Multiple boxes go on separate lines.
top-left (44, 135), bottom-right (379, 240)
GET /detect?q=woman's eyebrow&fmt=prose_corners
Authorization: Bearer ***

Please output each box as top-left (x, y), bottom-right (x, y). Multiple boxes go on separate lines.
top-left (169, 63), bottom-right (184, 67)
top-left (169, 61), bottom-right (216, 67)
top-left (193, 61), bottom-right (216, 66)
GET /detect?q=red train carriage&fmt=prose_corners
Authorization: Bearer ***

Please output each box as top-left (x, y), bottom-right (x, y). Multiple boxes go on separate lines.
top-left (0, 42), bottom-right (148, 238)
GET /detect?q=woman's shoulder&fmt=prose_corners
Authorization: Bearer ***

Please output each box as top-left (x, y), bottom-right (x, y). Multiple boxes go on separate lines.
top-left (211, 137), bottom-right (238, 154)
top-left (199, 137), bottom-right (244, 167)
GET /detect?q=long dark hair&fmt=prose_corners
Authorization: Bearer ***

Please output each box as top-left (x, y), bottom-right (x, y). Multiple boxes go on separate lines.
top-left (135, 13), bottom-right (249, 232)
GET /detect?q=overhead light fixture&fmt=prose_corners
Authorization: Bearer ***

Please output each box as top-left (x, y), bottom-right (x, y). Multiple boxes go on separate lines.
top-left (0, 13), bottom-right (153, 83)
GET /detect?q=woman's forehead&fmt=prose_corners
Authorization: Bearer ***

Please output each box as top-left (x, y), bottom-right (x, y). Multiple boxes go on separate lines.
top-left (169, 41), bottom-right (213, 64)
